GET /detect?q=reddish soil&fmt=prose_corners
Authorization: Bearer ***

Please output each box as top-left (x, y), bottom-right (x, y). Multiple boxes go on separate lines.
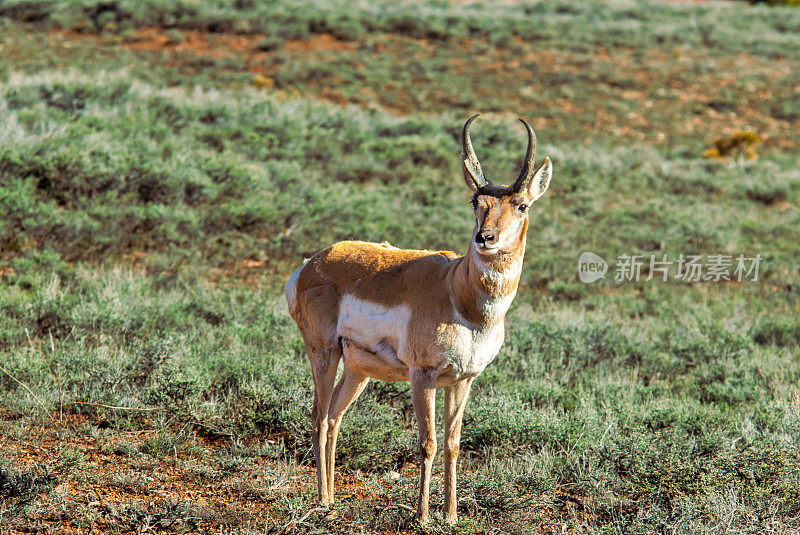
top-left (284, 33), bottom-right (356, 53)
top-left (0, 411), bottom-right (323, 533)
top-left (55, 27), bottom-right (352, 58)
top-left (1, 410), bottom-right (595, 534)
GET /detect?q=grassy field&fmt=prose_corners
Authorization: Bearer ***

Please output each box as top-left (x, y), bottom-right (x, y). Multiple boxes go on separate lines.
top-left (1, 0), bottom-right (800, 533)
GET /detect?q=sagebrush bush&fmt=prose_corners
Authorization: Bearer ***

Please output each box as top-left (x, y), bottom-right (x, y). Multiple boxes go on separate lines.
top-left (751, 317), bottom-right (800, 347)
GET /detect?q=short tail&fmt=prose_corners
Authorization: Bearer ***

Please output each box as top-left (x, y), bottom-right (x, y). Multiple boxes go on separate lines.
top-left (285, 260), bottom-right (308, 316)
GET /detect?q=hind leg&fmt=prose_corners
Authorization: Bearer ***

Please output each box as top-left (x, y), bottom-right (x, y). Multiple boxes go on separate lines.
top-left (308, 344), bottom-right (340, 506)
top-left (325, 362), bottom-right (370, 501)
top-left (293, 283), bottom-right (344, 506)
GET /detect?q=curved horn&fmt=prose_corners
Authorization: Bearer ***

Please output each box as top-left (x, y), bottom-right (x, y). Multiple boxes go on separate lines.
top-left (511, 118), bottom-right (537, 193)
top-left (461, 114), bottom-right (490, 192)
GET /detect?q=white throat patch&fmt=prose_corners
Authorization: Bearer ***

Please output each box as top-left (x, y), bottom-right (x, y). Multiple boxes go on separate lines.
top-left (445, 309), bottom-right (505, 377)
top-left (477, 289), bottom-right (517, 323)
top-left (471, 248), bottom-right (523, 287)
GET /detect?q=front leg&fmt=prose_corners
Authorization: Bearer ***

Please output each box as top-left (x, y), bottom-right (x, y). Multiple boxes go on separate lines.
top-left (443, 377), bottom-right (474, 524)
top-left (410, 368), bottom-right (438, 524)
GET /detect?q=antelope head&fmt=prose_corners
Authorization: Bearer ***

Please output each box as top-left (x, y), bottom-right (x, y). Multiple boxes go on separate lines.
top-left (461, 114), bottom-right (552, 256)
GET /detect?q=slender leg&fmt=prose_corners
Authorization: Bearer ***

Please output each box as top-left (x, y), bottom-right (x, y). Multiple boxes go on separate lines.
top-left (325, 367), bottom-right (370, 502)
top-left (311, 394), bottom-right (321, 496)
top-left (410, 369), bottom-right (438, 524)
top-left (310, 348), bottom-right (340, 506)
top-left (443, 377), bottom-right (474, 524)
top-left (293, 283), bottom-right (345, 507)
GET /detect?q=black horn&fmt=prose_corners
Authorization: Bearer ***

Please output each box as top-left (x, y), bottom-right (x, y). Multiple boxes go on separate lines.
top-left (511, 118), bottom-right (537, 193)
top-left (461, 114), bottom-right (490, 192)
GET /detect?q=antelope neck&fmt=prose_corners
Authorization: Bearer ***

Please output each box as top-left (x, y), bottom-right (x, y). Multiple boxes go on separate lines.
top-left (448, 242), bottom-right (524, 326)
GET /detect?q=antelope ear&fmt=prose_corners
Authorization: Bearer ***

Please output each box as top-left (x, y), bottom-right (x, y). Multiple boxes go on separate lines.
top-left (526, 156), bottom-right (552, 201)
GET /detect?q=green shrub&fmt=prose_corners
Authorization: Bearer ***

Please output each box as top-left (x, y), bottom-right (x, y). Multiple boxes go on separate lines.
top-left (335, 404), bottom-right (416, 472)
top-left (751, 317), bottom-right (800, 347)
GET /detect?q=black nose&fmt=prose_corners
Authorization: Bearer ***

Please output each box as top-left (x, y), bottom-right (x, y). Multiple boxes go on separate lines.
top-left (476, 232), bottom-right (494, 246)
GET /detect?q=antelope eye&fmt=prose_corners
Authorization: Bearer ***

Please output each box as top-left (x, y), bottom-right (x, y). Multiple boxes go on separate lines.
top-left (471, 199), bottom-right (479, 209)
top-left (518, 203), bottom-right (528, 213)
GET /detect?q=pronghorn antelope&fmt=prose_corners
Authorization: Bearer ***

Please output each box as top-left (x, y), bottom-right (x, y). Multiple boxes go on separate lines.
top-left (285, 115), bottom-right (552, 524)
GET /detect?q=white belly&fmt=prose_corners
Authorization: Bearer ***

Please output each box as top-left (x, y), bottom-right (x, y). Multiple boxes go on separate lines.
top-left (336, 294), bottom-right (503, 381)
top-left (336, 295), bottom-right (411, 364)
